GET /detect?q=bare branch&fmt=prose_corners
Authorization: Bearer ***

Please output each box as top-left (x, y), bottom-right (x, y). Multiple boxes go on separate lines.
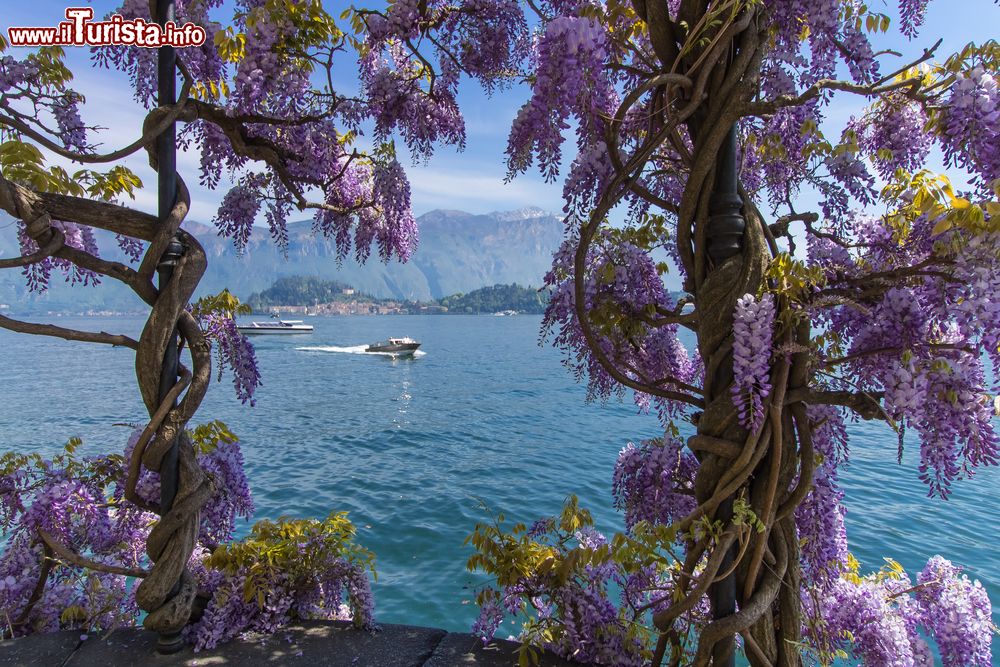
top-left (0, 175), bottom-right (158, 241)
top-left (0, 228), bottom-right (64, 268)
top-left (785, 388), bottom-right (885, 421)
top-left (744, 39), bottom-right (942, 116)
top-left (38, 530), bottom-right (149, 578)
top-left (0, 313), bottom-right (138, 348)
top-left (0, 74), bottom-right (192, 164)
top-left (13, 543), bottom-right (54, 627)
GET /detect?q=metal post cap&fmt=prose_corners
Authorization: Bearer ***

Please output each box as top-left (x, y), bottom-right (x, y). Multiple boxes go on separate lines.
top-left (157, 236), bottom-right (185, 268)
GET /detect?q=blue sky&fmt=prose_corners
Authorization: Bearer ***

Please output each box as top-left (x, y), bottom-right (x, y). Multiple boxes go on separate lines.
top-left (2, 0), bottom-right (997, 224)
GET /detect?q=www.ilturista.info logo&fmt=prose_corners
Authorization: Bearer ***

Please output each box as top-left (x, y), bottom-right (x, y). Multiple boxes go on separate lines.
top-left (6, 8), bottom-right (206, 48)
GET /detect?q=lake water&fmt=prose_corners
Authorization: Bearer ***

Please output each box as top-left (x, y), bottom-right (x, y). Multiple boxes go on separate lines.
top-left (1, 314), bottom-right (997, 662)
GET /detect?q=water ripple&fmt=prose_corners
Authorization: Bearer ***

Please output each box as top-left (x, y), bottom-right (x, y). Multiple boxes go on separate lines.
top-left (0, 314), bottom-right (996, 659)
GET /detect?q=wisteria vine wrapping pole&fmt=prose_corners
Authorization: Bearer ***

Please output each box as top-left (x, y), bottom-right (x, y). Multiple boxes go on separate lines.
top-left (153, 0), bottom-right (185, 654)
top-left (704, 124), bottom-right (744, 667)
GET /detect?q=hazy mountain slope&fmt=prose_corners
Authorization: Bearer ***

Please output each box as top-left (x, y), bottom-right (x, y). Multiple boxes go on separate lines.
top-left (0, 207), bottom-right (566, 312)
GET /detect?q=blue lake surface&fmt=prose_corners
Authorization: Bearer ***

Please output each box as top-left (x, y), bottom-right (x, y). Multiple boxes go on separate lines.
top-left (1, 314), bottom-right (997, 662)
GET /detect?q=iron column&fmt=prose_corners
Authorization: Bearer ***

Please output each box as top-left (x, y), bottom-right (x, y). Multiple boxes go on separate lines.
top-left (154, 0), bottom-right (185, 655)
top-left (706, 123), bottom-right (744, 667)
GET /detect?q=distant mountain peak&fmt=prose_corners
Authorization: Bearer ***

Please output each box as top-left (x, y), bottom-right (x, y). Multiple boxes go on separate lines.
top-left (488, 206), bottom-right (557, 221)
top-left (0, 207), bottom-right (567, 311)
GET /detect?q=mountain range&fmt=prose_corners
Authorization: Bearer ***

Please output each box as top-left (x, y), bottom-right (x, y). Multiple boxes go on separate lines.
top-left (0, 207), bottom-right (567, 313)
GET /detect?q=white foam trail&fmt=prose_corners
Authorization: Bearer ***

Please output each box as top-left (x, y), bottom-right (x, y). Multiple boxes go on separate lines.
top-left (295, 345), bottom-right (427, 358)
top-left (296, 345), bottom-right (369, 354)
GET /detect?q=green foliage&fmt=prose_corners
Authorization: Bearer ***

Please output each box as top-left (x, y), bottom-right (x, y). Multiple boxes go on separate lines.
top-left (882, 169), bottom-right (1000, 240)
top-left (205, 512), bottom-right (376, 625)
top-left (190, 420), bottom-right (239, 455)
top-left (601, 212), bottom-right (672, 258)
top-left (732, 497), bottom-right (766, 534)
top-left (24, 47), bottom-right (74, 90)
top-left (465, 496), bottom-right (663, 664)
top-left (466, 513), bottom-right (561, 588)
top-left (0, 141), bottom-right (142, 201)
top-left (0, 437), bottom-right (125, 495)
top-left (235, 0), bottom-right (344, 67)
top-left (766, 252), bottom-right (826, 301)
top-left (437, 283), bottom-right (549, 314)
top-left (191, 288), bottom-right (253, 318)
top-left (0, 46), bottom-right (145, 201)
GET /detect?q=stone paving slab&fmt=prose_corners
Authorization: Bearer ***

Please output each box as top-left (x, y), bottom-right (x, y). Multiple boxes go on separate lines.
top-left (0, 629), bottom-right (80, 666)
top-left (67, 622), bottom-right (445, 667)
top-left (0, 622), bottom-right (583, 667)
top-left (425, 633), bottom-right (582, 667)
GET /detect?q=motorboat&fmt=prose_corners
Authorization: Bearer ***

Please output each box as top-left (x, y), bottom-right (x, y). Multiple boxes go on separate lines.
top-left (237, 315), bottom-right (314, 334)
top-left (365, 337), bottom-right (421, 356)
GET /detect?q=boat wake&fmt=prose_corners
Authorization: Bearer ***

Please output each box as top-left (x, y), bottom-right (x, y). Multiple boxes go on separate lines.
top-left (296, 345), bottom-right (426, 357)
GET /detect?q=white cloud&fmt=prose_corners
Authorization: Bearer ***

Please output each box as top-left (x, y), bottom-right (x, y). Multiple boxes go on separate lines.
top-left (406, 164), bottom-right (563, 216)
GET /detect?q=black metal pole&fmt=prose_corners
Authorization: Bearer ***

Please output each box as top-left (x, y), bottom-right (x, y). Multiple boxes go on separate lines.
top-left (707, 126), bottom-right (745, 264)
top-left (706, 124), bottom-right (744, 667)
top-left (154, 0), bottom-right (185, 655)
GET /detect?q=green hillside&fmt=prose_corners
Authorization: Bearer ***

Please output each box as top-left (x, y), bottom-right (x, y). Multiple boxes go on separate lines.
top-left (247, 276), bottom-right (373, 310)
top-left (437, 283), bottom-right (549, 314)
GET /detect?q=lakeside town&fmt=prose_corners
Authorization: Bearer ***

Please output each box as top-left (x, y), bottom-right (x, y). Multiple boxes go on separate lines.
top-left (4, 279), bottom-right (548, 317)
top-left (265, 298), bottom-right (448, 316)
top-left (244, 277), bottom-right (548, 317)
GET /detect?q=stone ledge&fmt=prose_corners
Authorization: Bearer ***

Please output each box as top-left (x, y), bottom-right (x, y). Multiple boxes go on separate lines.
top-left (0, 629), bottom-right (81, 666)
top-left (425, 632), bottom-right (582, 667)
top-left (0, 621), bottom-right (583, 667)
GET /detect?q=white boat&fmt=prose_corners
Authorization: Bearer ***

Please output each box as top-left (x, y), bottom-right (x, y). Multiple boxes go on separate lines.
top-left (365, 337), bottom-right (420, 356)
top-left (237, 315), bottom-right (314, 334)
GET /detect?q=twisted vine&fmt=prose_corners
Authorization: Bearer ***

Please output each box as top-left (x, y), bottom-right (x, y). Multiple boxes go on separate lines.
top-left (130, 135), bottom-right (213, 632)
top-left (571, 4), bottom-right (825, 664)
top-left (0, 105), bottom-right (214, 637)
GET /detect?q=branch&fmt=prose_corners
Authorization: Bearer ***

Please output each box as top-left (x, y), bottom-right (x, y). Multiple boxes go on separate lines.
top-left (16, 220), bottom-right (158, 306)
top-left (0, 175), bottom-right (158, 241)
top-left (767, 212), bottom-right (818, 239)
top-left (0, 228), bottom-right (64, 268)
top-left (125, 366), bottom-right (193, 512)
top-left (54, 242), bottom-right (157, 305)
top-left (0, 313), bottom-right (138, 348)
top-left (785, 388), bottom-right (885, 421)
top-left (887, 578), bottom-right (940, 600)
top-left (13, 543), bottom-right (53, 626)
top-left (823, 342), bottom-right (974, 367)
top-left (0, 73), bottom-right (192, 164)
top-left (38, 530), bottom-right (149, 578)
top-left (744, 39), bottom-right (943, 115)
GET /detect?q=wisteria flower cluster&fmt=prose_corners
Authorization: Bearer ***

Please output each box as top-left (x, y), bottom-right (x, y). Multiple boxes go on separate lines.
top-left (89, 0), bottom-right (457, 263)
top-left (541, 234), bottom-right (699, 419)
top-left (612, 436), bottom-right (696, 530)
top-left (802, 555), bottom-right (993, 667)
top-left (186, 512), bottom-right (377, 651)
top-left (0, 424), bottom-right (375, 648)
top-left (0, 423), bottom-right (243, 639)
top-left (938, 66), bottom-right (1000, 191)
top-left (731, 293), bottom-right (775, 432)
top-left (191, 290), bottom-right (263, 406)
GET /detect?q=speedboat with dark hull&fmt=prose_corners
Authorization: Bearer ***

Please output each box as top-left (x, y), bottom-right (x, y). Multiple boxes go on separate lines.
top-left (237, 316), bottom-right (313, 334)
top-left (365, 337), bottom-right (420, 356)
